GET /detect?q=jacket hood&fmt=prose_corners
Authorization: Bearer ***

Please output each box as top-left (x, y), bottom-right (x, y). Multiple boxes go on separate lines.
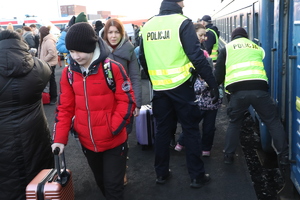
top-left (206, 24), bottom-right (220, 37)
top-left (0, 38), bottom-right (34, 77)
top-left (42, 33), bottom-right (57, 43)
top-left (69, 38), bottom-right (111, 73)
top-left (159, 1), bottom-right (183, 15)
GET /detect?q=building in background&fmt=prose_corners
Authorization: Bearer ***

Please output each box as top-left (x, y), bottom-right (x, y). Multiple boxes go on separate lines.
top-left (60, 5), bottom-right (87, 17)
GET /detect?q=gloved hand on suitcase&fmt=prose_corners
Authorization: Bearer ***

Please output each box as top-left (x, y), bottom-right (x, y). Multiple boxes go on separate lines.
top-left (51, 143), bottom-right (65, 155)
top-left (210, 86), bottom-right (220, 104)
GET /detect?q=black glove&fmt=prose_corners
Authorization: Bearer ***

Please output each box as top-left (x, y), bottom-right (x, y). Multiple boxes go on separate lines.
top-left (210, 87), bottom-right (219, 104)
top-left (188, 67), bottom-right (198, 88)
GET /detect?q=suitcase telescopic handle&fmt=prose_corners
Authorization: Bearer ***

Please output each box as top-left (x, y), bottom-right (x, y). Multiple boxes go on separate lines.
top-left (53, 147), bottom-right (70, 186)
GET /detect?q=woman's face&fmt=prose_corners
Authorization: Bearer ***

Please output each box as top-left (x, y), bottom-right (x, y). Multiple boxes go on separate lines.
top-left (107, 26), bottom-right (121, 46)
top-left (196, 28), bottom-right (207, 43)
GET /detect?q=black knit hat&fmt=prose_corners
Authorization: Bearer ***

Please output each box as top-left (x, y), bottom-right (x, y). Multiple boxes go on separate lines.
top-left (164, 0), bottom-right (183, 2)
top-left (231, 27), bottom-right (248, 40)
top-left (65, 22), bottom-right (98, 53)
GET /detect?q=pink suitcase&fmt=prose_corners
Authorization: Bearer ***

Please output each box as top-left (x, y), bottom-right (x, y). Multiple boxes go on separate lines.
top-left (26, 148), bottom-right (74, 200)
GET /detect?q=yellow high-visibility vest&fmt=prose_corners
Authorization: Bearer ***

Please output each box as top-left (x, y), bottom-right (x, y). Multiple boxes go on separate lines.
top-left (224, 37), bottom-right (268, 90)
top-left (142, 14), bottom-right (193, 90)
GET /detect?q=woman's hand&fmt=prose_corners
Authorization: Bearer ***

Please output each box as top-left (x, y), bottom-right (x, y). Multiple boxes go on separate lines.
top-left (133, 107), bottom-right (140, 117)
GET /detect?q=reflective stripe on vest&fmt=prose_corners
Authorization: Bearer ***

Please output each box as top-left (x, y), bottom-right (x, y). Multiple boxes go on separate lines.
top-left (149, 62), bottom-right (193, 86)
top-left (207, 28), bottom-right (219, 60)
top-left (224, 37), bottom-right (268, 90)
top-left (142, 14), bottom-right (192, 90)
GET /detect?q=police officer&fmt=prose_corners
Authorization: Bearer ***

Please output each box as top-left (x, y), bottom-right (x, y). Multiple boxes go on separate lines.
top-left (199, 15), bottom-right (220, 62)
top-left (139, 0), bottom-right (219, 188)
top-left (214, 27), bottom-right (289, 166)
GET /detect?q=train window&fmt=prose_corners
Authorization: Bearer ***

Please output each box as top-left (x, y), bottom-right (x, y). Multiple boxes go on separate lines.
top-left (247, 13), bottom-right (253, 39)
top-left (240, 14), bottom-right (244, 28)
top-left (230, 16), bottom-right (233, 37)
top-left (227, 17), bottom-right (230, 42)
top-left (253, 12), bottom-right (259, 44)
top-left (234, 15), bottom-right (237, 30)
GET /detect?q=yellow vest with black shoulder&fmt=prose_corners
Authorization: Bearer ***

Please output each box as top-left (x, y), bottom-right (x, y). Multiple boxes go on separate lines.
top-left (142, 14), bottom-right (193, 91)
top-left (207, 28), bottom-right (219, 61)
top-left (224, 37), bottom-right (268, 89)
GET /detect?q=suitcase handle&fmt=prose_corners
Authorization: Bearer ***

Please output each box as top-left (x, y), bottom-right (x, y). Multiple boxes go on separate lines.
top-left (53, 147), bottom-right (70, 187)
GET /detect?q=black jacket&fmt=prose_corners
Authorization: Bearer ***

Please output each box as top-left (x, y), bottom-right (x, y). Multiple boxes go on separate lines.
top-left (0, 37), bottom-right (53, 200)
top-left (204, 23), bottom-right (220, 55)
top-left (138, 1), bottom-right (218, 89)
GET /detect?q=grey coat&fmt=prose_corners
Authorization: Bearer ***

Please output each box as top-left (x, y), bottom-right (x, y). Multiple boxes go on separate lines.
top-left (100, 28), bottom-right (142, 109)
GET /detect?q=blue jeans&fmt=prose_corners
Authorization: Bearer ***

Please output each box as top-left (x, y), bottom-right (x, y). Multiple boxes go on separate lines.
top-left (224, 90), bottom-right (288, 155)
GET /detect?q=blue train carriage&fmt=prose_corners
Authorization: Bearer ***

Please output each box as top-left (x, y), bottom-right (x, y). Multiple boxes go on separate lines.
top-left (289, 0), bottom-right (300, 196)
top-left (212, 0), bottom-right (300, 198)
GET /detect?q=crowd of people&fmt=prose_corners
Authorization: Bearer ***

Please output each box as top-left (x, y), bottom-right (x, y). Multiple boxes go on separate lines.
top-left (0, 0), bottom-right (290, 199)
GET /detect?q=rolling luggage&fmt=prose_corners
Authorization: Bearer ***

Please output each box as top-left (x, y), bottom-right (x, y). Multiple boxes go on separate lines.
top-left (26, 148), bottom-right (74, 200)
top-left (135, 104), bottom-right (156, 150)
top-left (42, 92), bottom-right (50, 104)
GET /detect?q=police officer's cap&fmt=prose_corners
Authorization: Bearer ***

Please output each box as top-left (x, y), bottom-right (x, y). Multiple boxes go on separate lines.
top-left (200, 15), bottom-right (212, 23)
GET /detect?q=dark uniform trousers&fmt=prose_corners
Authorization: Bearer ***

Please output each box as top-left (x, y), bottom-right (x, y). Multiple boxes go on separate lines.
top-left (49, 65), bottom-right (58, 101)
top-left (224, 90), bottom-right (289, 155)
top-left (82, 141), bottom-right (128, 200)
top-left (152, 80), bottom-right (206, 180)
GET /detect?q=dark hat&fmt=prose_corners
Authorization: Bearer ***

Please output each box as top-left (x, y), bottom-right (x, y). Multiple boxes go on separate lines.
top-left (200, 15), bottom-right (211, 23)
top-left (65, 22), bottom-right (98, 53)
top-left (75, 12), bottom-right (88, 23)
top-left (68, 16), bottom-right (76, 27)
top-left (231, 27), bottom-right (248, 39)
top-left (95, 20), bottom-right (103, 28)
top-left (163, 0), bottom-right (183, 2)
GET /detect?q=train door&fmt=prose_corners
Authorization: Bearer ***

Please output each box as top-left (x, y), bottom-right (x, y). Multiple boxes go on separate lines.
top-left (272, 0), bottom-right (289, 120)
top-left (289, 0), bottom-right (300, 195)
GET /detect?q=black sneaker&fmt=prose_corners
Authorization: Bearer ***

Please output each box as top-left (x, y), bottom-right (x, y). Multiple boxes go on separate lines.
top-left (156, 169), bottom-right (172, 184)
top-left (224, 153), bottom-right (234, 164)
top-left (190, 174), bottom-right (211, 188)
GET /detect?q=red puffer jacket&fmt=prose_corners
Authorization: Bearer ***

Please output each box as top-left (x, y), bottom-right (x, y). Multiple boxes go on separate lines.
top-left (53, 53), bottom-right (136, 152)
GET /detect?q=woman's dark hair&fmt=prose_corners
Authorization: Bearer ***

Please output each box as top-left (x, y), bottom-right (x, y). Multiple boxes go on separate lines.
top-left (0, 29), bottom-right (21, 41)
top-left (194, 23), bottom-right (206, 31)
top-left (103, 18), bottom-right (125, 44)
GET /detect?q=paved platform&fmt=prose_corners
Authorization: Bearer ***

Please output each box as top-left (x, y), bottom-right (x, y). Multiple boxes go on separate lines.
top-left (44, 66), bottom-right (258, 200)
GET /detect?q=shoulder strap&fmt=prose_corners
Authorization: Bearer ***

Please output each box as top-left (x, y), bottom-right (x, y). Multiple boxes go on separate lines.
top-left (103, 58), bottom-right (116, 92)
top-left (67, 59), bottom-right (116, 92)
top-left (67, 66), bottom-right (73, 85)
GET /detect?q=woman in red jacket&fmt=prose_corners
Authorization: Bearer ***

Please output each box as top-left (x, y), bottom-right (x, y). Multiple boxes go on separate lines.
top-left (51, 22), bottom-right (136, 200)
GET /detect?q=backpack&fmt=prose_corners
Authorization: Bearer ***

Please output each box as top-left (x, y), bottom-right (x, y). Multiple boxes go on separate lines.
top-left (67, 58), bottom-right (115, 92)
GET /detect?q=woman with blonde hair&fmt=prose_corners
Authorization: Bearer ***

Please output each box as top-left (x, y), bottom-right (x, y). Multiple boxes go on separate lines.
top-left (6, 23), bottom-right (14, 30)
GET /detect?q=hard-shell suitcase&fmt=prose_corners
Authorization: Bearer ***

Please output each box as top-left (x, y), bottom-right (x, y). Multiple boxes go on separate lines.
top-left (26, 148), bottom-right (74, 200)
top-left (135, 105), bottom-right (156, 149)
top-left (42, 92), bottom-right (50, 104)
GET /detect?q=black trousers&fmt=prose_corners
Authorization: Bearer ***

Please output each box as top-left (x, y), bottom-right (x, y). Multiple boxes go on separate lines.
top-left (49, 65), bottom-right (57, 101)
top-left (224, 90), bottom-right (289, 155)
top-left (82, 142), bottom-right (128, 200)
top-left (153, 81), bottom-right (206, 181)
